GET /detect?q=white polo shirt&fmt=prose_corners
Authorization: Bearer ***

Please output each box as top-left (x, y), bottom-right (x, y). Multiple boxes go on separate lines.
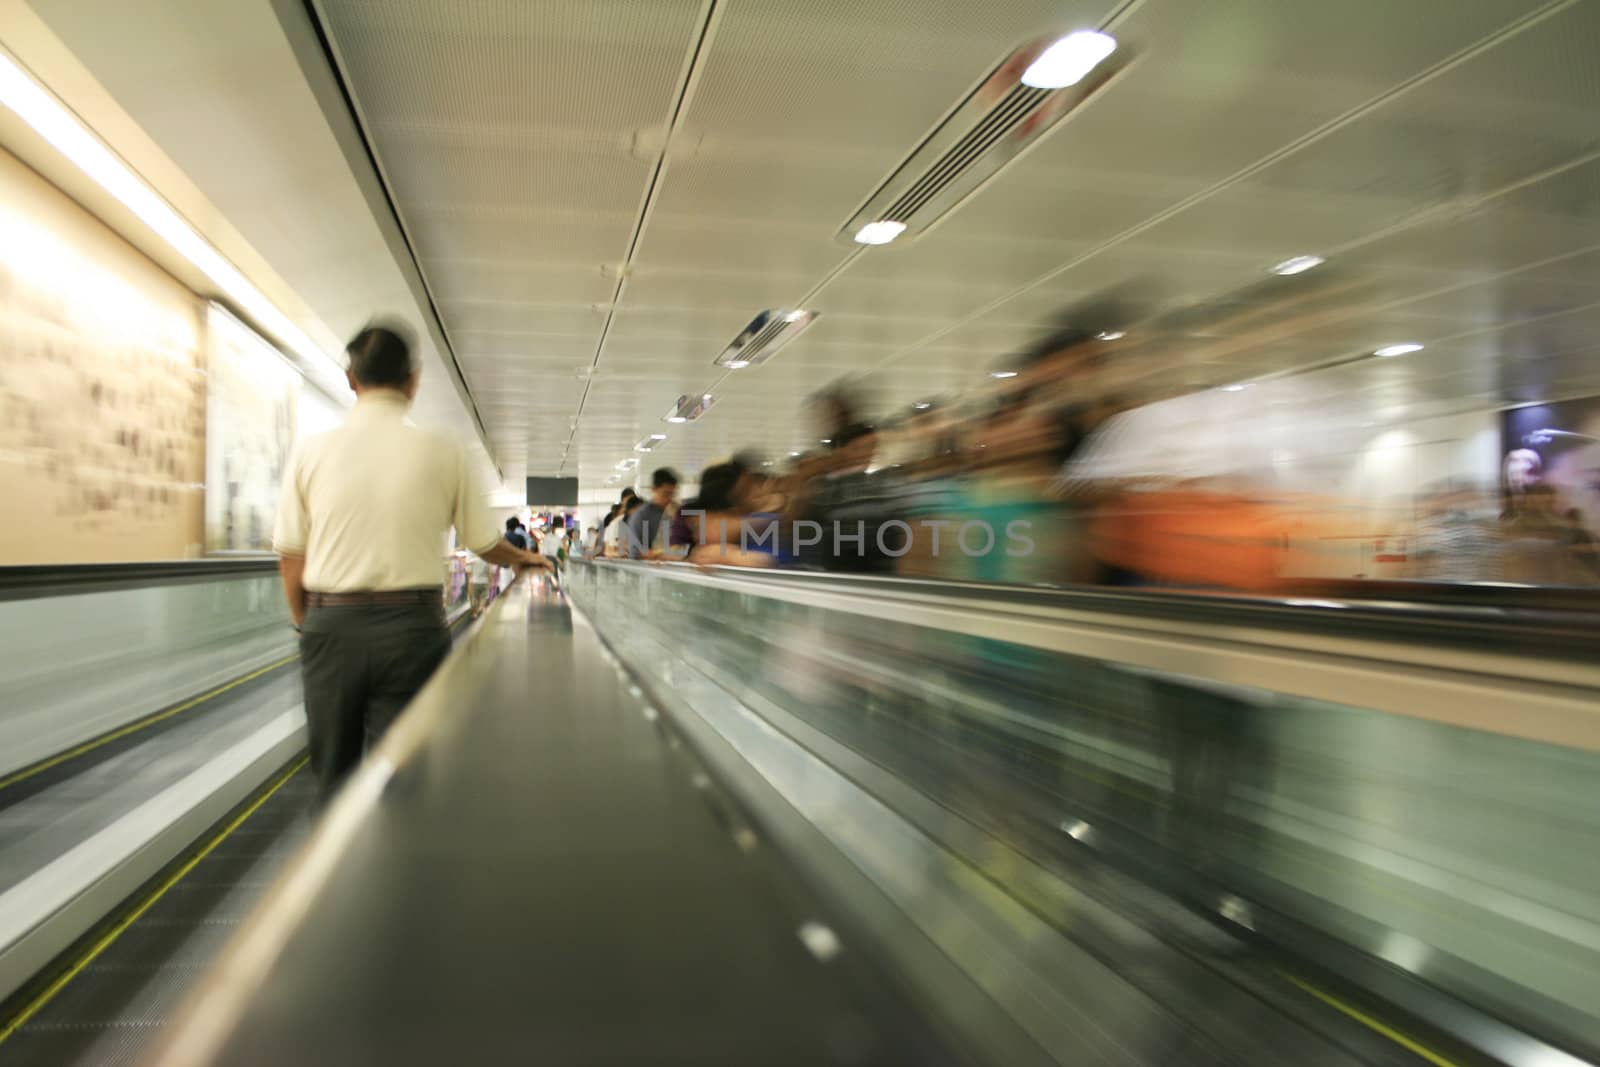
top-left (272, 390), bottom-right (502, 591)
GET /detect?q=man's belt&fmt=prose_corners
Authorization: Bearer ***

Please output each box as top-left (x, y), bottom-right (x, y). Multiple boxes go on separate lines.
top-left (304, 588), bottom-right (442, 607)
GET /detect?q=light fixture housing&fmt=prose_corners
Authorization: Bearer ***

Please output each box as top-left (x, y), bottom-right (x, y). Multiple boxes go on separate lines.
top-left (633, 433), bottom-right (668, 453)
top-left (662, 393), bottom-right (716, 423)
top-left (1374, 343), bottom-right (1424, 358)
top-left (1021, 31), bottom-right (1118, 89)
top-left (713, 309), bottom-right (820, 368)
top-left (0, 52), bottom-right (346, 394)
top-left (837, 33), bottom-right (1130, 247)
top-left (853, 220), bottom-right (906, 246)
top-left (1270, 254), bottom-right (1325, 276)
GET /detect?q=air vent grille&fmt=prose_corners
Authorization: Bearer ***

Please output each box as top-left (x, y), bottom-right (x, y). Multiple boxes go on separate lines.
top-left (840, 35), bottom-right (1131, 244)
top-left (879, 85), bottom-right (1051, 224)
top-left (714, 309), bottom-right (820, 368)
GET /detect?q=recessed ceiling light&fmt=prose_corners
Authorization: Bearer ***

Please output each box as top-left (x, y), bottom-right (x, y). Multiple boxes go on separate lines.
top-left (854, 220), bottom-right (906, 245)
top-left (1020, 31), bottom-right (1117, 90)
top-left (1096, 330), bottom-right (1125, 341)
top-left (724, 359), bottom-right (751, 369)
top-left (1269, 254), bottom-right (1325, 276)
top-left (1222, 384), bottom-right (1248, 392)
top-left (648, 433), bottom-right (667, 441)
top-left (1374, 343), bottom-right (1424, 357)
top-left (913, 401), bottom-right (933, 411)
top-left (820, 438), bottom-right (833, 445)
top-left (789, 451), bottom-right (802, 457)
top-left (990, 370), bottom-right (1018, 379)
top-left (665, 415), bottom-right (688, 424)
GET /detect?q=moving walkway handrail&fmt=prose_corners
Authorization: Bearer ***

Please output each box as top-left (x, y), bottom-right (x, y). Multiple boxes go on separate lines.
top-left (614, 562), bottom-right (1600, 653)
top-left (0, 558), bottom-right (281, 602)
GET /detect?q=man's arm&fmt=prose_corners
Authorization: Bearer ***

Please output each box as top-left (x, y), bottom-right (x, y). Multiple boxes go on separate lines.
top-left (278, 553), bottom-right (307, 628)
top-left (477, 537), bottom-right (551, 570)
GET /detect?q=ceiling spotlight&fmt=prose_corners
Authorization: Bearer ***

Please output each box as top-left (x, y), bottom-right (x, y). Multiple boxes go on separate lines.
top-left (1096, 330), bottom-right (1125, 341)
top-left (1270, 254), bottom-right (1325, 276)
top-left (723, 359), bottom-right (751, 369)
top-left (990, 370), bottom-right (1019, 379)
top-left (1374, 343), bottom-right (1424, 358)
top-left (854, 220), bottom-right (907, 245)
top-left (789, 451), bottom-right (802, 457)
top-left (913, 401), bottom-right (933, 411)
top-left (820, 438), bottom-right (833, 445)
top-left (648, 433), bottom-right (667, 441)
top-left (615, 457), bottom-right (639, 471)
top-left (1020, 31), bottom-right (1117, 90)
top-left (665, 415), bottom-right (688, 424)
top-left (1222, 384), bottom-right (1248, 392)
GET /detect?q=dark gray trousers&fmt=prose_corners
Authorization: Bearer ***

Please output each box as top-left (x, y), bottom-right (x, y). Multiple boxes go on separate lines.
top-left (299, 602), bottom-right (450, 803)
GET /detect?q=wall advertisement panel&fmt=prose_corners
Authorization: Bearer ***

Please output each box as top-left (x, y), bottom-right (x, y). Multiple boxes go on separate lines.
top-left (0, 149), bottom-right (205, 564)
top-left (1502, 397), bottom-right (1600, 535)
top-left (203, 304), bottom-right (302, 552)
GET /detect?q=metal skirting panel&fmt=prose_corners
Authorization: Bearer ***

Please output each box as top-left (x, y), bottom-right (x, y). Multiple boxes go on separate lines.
top-left (1, 770), bottom-right (316, 1067)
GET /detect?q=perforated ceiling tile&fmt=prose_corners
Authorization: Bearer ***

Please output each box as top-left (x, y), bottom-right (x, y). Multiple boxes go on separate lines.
top-left (316, 0), bottom-right (1600, 479)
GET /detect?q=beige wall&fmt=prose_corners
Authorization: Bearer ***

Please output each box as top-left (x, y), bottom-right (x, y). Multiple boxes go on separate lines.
top-left (0, 146), bottom-right (205, 563)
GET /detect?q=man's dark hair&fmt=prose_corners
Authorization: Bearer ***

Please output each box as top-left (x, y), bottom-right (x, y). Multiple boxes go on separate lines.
top-left (346, 323), bottom-right (417, 388)
top-left (651, 467), bottom-right (679, 489)
top-left (504, 517), bottom-right (522, 531)
top-left (624, 496), bottom-right (643, 513)
top-left (620, 487), bottom-right (639, 502)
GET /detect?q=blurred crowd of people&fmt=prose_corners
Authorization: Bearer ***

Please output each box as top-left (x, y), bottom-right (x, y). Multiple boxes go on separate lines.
top-left (581, 326), bottom-right (1600, 591)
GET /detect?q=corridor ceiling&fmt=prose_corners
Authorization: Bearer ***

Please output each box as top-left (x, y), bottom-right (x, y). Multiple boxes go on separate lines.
top-left (79, 0), bottom-right (1600, 487)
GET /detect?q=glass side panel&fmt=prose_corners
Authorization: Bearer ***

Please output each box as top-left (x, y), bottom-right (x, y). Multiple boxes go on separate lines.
top-left (569, 563), bottom-right (1600, 1052)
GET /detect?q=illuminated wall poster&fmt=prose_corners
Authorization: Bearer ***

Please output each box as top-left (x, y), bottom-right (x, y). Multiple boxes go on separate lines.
top-left (0, 148), bottom-right (204, 564)
top-left (204, 304), bottom-right (299, 552)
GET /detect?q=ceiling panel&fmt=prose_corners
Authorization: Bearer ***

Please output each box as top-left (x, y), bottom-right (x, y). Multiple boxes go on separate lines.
top-left (315, 0), bottom-right (1600, 485)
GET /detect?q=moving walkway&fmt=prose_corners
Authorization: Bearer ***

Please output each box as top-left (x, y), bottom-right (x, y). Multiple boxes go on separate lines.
top-left (0, 558), bottom-right (494, 1064)
top-left (134, 564), bottom-right (1600, 1067)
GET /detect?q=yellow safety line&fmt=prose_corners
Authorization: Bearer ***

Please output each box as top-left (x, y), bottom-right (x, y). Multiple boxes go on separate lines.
top-left (0, 654), bottom-right (301, 794)
top-left (1283, 973), bottom-right (1462, 1067)
top-left (0, 757), bottom-right (308, 1048)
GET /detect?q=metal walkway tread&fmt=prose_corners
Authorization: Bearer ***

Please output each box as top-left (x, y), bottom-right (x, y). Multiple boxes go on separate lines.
top-left (166, 586), bottom-right (966, 1067)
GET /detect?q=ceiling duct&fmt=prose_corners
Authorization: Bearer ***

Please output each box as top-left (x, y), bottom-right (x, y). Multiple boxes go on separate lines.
top-left (839, 34), bottom-right (1133, 245)
top-left (713, 309), bottom-right (820, 368)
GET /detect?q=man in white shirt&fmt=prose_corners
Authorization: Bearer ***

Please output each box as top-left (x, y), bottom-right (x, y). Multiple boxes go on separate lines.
top-left (273, 322), bottom-right (546, 802)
